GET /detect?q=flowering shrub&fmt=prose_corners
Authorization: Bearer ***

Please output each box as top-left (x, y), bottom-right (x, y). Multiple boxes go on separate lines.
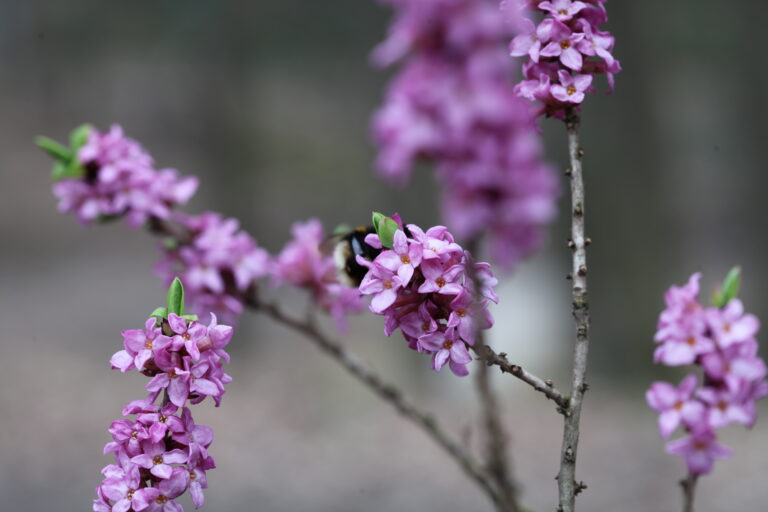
top-left (38, 125), bottom-right (197, 227)
top-left (372, 0), bottom-right (559, 269)
top-left (358, 213), bottom-right (498, 376)
top-left (647, 269), bottom-right (768, 475)
top-left (507, 0), bottom-right (621, 117)
top-left (94, 279), bottom-right (233, 512)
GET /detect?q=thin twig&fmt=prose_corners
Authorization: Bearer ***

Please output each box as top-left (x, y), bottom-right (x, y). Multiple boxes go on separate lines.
top-left (680, 473), bottom-right (698, 512)
top-left (147, 215), bottom-right (502, 507)
top-left (466, 238), bottom-right (519, 512)
top-left (556, 110), bottom-right (591, 512)
top-left (474, 346), bottom-right (569, 410)
top-left (250, 298), bottom-right (502, 506)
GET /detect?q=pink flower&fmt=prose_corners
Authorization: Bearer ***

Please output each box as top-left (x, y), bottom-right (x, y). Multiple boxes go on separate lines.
top-left (131, 441), bottom-right (188, 479)
top-left (358, 219), bottom-right (497, 376)
top-left (538, 0), bottom-right (588, 22)
top-left (50, 125), bottom-right (197, 227)
top-left (706, 299), bottom-right (760, 349)
top-left (665, 430), bottom-right (731, 475)
top-left (371, 0), bottom-right (559, 269)
top-left (539, 25), bottom-right (585, 71)
top-left (646, 375), bottom-right (706, 438)
top-left (420, 330), bottom-right (473, 377)
top-left (550, 71), bottom-right (593, 104)
top-left (100, 464), bottom-right (159, 512)
top-left (649, 270), bottom-right (768, 476)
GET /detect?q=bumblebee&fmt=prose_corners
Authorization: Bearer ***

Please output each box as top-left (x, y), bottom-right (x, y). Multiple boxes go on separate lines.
top-left (329, 225), bottom-right (381, 287)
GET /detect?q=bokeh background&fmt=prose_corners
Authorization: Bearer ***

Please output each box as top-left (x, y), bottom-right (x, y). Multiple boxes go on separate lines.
top-left (2, 1), bottom-right (767, 511)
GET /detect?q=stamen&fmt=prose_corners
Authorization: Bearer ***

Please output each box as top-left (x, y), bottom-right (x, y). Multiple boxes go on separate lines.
top-left (436, 277), bottom-right (446, 288)
top-left (560, 40), bottom-right (571, 50)
top-left (567, 85), bottom-right (577, 96)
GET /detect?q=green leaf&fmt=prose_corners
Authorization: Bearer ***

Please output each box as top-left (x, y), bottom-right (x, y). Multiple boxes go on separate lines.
top-left (36, 136), bottom-right (73, 162)
top-left (372, 212), bottom-right (385, 232)
top-left (371, 211), bottom-right (399, 249)
top-left (149, 307), bottom-right (168, 319)
top-left (69, 124), bottom-right (92, 150)
top-left (181, 314), bottom-right (198, 322)
top-left (166, 278), bottom-right (185, 316)
top-left (714, 266), bottom-right (741, 308)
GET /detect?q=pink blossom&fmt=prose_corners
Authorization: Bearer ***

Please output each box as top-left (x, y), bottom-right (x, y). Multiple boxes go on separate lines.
top-left (51, 125), bottom-right (197, 227)
top-left (550, 71), bottom-right (593, 104)
top-left (358, 219), bottom-right (497, 376)
top-left (665, 430), bottom-right (731, 475)
top-left (648, 270), bottom-right (768, 476)
top-left (509, 0), bottom-right (620, 115)
top-left (646, 375), bottom-right (706, 438)
top-left (371, 0), bottom-right (559, 270)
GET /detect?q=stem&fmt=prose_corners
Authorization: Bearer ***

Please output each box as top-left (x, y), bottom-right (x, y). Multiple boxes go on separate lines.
top-left (680, 473), bottom-right (698, 512)
top-left (251, 298), bottom-right (502, 506)
top-left (557, 111), bottom-right (591, 512)
top-left (467, 238), bottom-right (518, 512)
top-left (475, 331), bottom-right (518, 511)
top-left (475, 346), bottom-right (568, 410)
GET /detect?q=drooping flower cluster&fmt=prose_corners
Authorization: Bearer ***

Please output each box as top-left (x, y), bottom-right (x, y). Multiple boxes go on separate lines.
top-left (507, 0), bottom-right (621, 117)
top-left (272, 219), bottom-right (366, 332)
top-left (358, 219), bottom-right (498, 376)
top-left (372, 0), bottom-right (558, 269)
top-left (646, 272), bottom-right (768, 475)
top-left (95, 282), bottom-right (234, 512)
top-left (50, 125), bottom-right (198, 227)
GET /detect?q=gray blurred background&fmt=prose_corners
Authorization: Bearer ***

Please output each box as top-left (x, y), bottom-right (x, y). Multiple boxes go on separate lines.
top-left (1, 1), bottom-right (767, 511)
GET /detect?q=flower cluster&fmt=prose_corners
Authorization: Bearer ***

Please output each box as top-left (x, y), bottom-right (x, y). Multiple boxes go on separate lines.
top-left (372, 0), bottom-right (558, 269)
top-left (95, 282), bottom-right (234, 511)
top-left (646, 272), bottom-right (768, 475)
top-left (154, 212), bottom-right (271, 323)
top-left (50, 125), bottom-right (198, 227)
top-left (508, 0), bottom-right (621, 117)
top-left (154, 214), bottom-right (364, 329)
top-left (358, 219), bottom-right (498, 376)
top-left (272, 219), bottom-right (366, 332)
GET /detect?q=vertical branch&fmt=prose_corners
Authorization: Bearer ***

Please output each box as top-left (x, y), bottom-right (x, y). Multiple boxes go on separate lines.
top-left (475, 330), bottom-right (519, 512)
top-left (680, 474), bottom-right (698, 512)
top-left (466, 238), bottom-right (519, 512)
top-left (557, 111), bottom-right (591, 512)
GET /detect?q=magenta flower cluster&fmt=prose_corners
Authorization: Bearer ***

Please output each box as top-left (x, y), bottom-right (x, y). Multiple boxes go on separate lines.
top-left (272, 219), bottom-right (366, 332)
top-left (95, 310), bottom-right (234, 511)
top-left (358, 221), bottom-right (498, 376)
top-left (508, 0), bottom-right (621, 117)
top-left (372, 0), bottom-right (558, 269)
top-left (155, 212), bottom-right (271, 323)
top-left (155, 215), bottom-right (364, 329)
top-left (646, 273), bottom-right (768, 475)
top-left (53, 125), bottom-right (198, 227)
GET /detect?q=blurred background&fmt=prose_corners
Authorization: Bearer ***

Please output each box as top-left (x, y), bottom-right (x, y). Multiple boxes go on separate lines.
top-left (1, 1), bottom-right (767, 510)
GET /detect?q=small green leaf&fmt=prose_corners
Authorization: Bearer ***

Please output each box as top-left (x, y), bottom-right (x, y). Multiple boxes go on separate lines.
top-left (714, 266), bottom-right (741, 308)
top-left (69, 124), bottom-right (92, 150)
top-left (36, 136), bottom-right (73, 162)
top-left (149, 307), bottom-right (168, 319)
top-left (371, 211), bottom-right (399, 249)
top-left (181, 314), bottom-right (198, 322)
top-left (166, 278), bottom-right (185, 316)
top-left (372, 212), bottom-right (385, 232)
